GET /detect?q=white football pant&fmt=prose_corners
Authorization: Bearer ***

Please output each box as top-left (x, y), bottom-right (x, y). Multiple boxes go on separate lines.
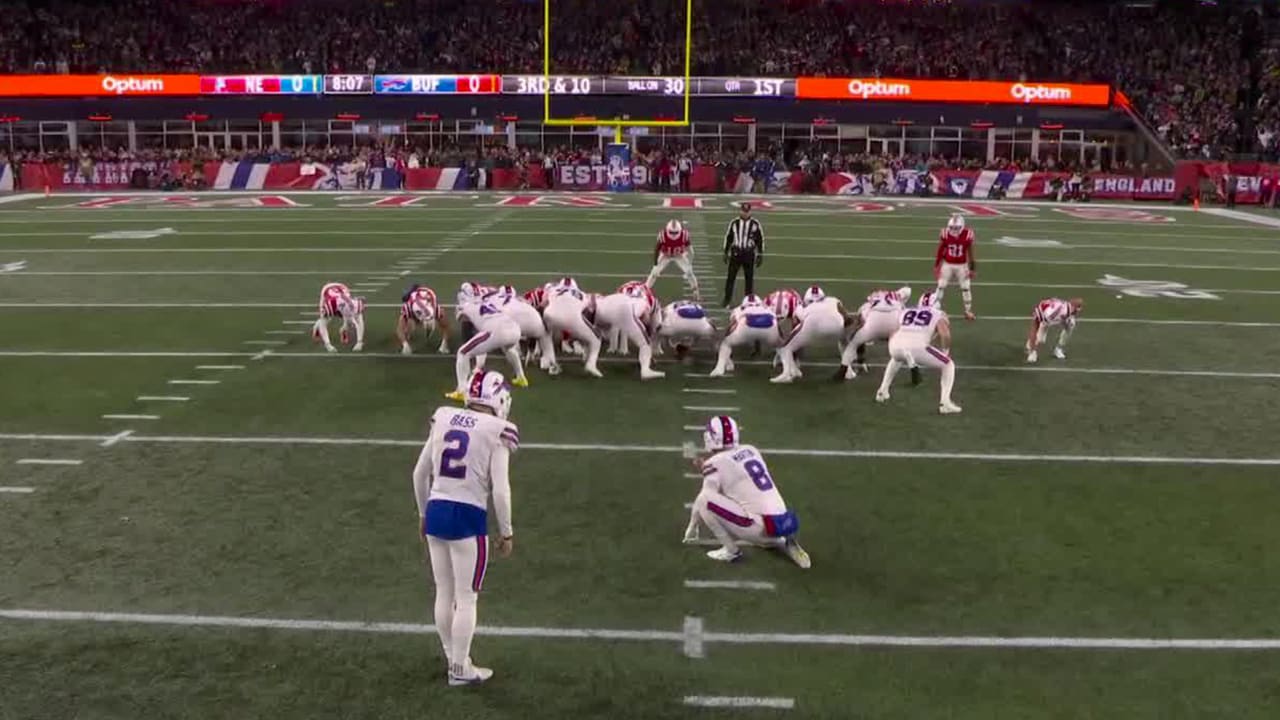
top-left (426, 535), bottom-right (488, 674)
top-left (711, 323), bottom-right (780, 376)
top-left (645, 253), bottom-right (699, 298)
top-left (840, 309), bottom-right (899, 366)
top-left (502, 301), bottom-right (556, 370)
top-left (688, 488), bottom-right (782, 555)
top-left (542, 299), bottom-right (602, 374)
top-left (776, 310), bottom-right (844, 378)
top-left (876, 335), bottom-right (956, 405)
top-left (936, 261), bottom-right (972, 314)
top-left (454, 317), bottom-right (523, 393)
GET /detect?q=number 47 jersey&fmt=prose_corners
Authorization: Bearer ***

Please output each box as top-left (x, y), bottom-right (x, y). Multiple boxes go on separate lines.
top-left (415, 406), bottom-right (520, 528)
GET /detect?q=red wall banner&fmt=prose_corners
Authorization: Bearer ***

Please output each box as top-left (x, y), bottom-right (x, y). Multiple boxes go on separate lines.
top-left (0, 74), bottom-right (201, 97)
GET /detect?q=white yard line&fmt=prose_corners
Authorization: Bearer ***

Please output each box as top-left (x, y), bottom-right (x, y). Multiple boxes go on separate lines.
top-left (263, 330), bottom-right (305, 335)
top-left (1, 350), bottom-right (1279, 380)
top-left (99, 429), bottom-right (134, 448)
top-left (101, 414), bottom-right (159, 421)
top-left (0, 487), bottom-right (36, 494)
top-left (681, 425), bottom-right (705, 431)
top-left (11, 607), bottom-right (1278, 651)
top-left (281, 320), bottom-right (315, 325)
top-left (168, 379), bottom-right (220, 385)
top-left (683, 616), bottom-right (706, 659)
top-left (684, 580), bottom-right (777, 591)
top-left (15, 458), bottom-right (82, 466)
top-left (682, 389), bottom-right (738, 395)
top-left (683, 473), bottom-right (701, 480)
top-left (2, 432), bottom-right (1280, 466)
top-left (684, 697), bottom-right (795, 710)
top-left (683, 405), bottom-right (740, 412)
top-left (242, 340), bottom-right (287, 346)
top-left (137, 396), bottom-right (188, 402)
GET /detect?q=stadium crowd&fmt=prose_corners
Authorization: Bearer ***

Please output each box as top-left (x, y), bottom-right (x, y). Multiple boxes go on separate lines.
top-left (0, 0), bottom-right (1276, 159)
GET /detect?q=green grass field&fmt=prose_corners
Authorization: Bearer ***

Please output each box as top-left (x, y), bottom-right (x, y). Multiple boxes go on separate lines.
top-left (2, 192), bottom-right (1280, 719)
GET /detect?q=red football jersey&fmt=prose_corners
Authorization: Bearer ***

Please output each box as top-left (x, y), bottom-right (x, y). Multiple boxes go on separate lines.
top-left (935, 227), bottom-right (975, 265)
top-left (656, 227), bottom-right (690, 255)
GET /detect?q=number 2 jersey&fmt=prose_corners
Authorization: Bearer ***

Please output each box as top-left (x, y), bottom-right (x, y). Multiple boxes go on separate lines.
top-left (413, 406), bottom-right (519, 540)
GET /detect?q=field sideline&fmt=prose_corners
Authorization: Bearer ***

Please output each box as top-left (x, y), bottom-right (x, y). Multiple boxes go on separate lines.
top-left (2, 192), bottom-right (1280, 719)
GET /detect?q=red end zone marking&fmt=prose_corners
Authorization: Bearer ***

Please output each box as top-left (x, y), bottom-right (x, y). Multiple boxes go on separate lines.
top-left (495, 195), bottom-right (616, 207)
top-left (664, 197), bottom-right (704, 209)
top-left (847, 202), bottom-right (893, 213)
top-left (950, 203), bottom-right (1039, 217)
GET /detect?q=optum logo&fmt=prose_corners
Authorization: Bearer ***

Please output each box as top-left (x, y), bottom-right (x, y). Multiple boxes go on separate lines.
top-left (846, 79), bottom-right (911, 99)
top-left (1009, 83), bottom-right (1073, 103)
top-left (100, 76), bottom-right (166, 94)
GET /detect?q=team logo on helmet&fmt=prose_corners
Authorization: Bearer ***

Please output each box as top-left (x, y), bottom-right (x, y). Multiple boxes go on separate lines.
top-left (802, 285), bottom-right (826, 306)
top-left (703, 414), bottom-right (740, 452)
top-left (466, 369), bottom-right (514, 420)
top-left (918, 290), bottom-right (942, 308)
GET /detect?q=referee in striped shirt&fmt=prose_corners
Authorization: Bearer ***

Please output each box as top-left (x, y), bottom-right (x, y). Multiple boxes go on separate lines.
top-left (722, 202), bottom-right (765, 307)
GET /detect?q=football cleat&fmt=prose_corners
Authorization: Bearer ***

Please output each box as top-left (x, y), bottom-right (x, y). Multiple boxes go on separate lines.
top-left (939, 401), bottom-right (963, 415)
top-left (910, 367), bottom-right (922, 386)
top-left (447, 662), bottom-right (493, 687)
top-left (782, 537), bottom-right (811, 569)
top-left (769, 371), bottom-right (794, 384)
top-left (1053, 347), bottom-right (1066, 360)
top-left (833, 365), bottom-right (851, 382)
top-left (1026, 351), bottom-right (1038, 364)
top-left (964, 311), bottom-right (976, 321)
top-left (640, 368), bottom-right (666, 380)
top-left (511, 375), bottom-right (529, 388)
top-left (706, 547), bottom-right (743, 563)
top-left (584, 366), bottom-right (603, 378)
top-left (875, 390), bottom-right (890, 403)
top-left (444, 390), bottom-right (465, 402)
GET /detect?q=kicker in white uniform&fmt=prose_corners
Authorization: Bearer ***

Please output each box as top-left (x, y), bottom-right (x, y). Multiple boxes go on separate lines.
top-left (413, 369), bottom-right (519, 686)
top-left (1026, 297), bottom-right (1083, 363)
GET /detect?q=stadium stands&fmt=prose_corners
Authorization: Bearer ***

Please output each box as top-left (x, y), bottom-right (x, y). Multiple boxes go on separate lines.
top-left (0, 0), bottom-right (1273, 158)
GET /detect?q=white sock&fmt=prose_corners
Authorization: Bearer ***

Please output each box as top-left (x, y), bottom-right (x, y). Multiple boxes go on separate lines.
top-left (962, 289), bottom-right (973, 313)
top-left (434, 590), bottom-right (454, 664)
top-left (713, 342), bottom-right (731, 374)
top-left (502, 346), bottom-right (525, 379)
top-left (639, 344), bottom-right (655, 372)
top-left (940, 361), bottom-right (956, 404)
top-left (449, 593), bottom-right (479, 674)
top-left (455, 352), bottom-right (472, 392)
top-left (878, 358), bottom-right (902, 395)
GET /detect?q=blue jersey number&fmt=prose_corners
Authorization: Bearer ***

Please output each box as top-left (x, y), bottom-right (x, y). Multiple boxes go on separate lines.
top-left (902, 309), bottom-right (933, 327)
top-left (743, 459), bottom-right (774, 491)
top-left (439, 429), bottom-right (470, 479)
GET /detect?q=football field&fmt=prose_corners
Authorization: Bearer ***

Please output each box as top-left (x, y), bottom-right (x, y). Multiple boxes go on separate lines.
top-left (2, 192), bottom-right (1280, 719)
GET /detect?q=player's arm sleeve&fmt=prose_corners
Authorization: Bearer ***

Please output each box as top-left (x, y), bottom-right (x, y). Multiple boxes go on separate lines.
top-left (411, 436), bottom-right (436, 521)
top-left (700, 461), bottom-right (723, 494)
top-left (490, 446), bottom-right (514, 538)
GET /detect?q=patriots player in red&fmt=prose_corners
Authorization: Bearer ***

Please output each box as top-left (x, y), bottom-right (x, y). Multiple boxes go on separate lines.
top-left (934, 214), bottom-right (977, 320)
top-left (645, 219), bottom-right (699, 301)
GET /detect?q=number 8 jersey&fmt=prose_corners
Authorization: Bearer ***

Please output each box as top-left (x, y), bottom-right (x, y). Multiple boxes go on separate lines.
top-left (414, 406), bottom-right (520, 540)
top-left (700, 444), bottom-right (789, 517)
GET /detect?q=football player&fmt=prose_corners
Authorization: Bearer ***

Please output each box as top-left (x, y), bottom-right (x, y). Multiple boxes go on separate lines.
top-left (313, 281), bottom-right (365, 353)
top-left (1026, 297), bottom-right (1083, 363)
top-left (446, 294), bottom-right (528, 401)
top-left (709, 294), bottom-right (781, 378)
top-left (654, 299), bottom-right (716, 358)
top-left (683, 415), bottom-right (810, 568)
top-left (484, 285), bottom-right (557, 373)
top-left (455, 281), bottom-right (497, 344)
top-left (397, 284), bottom-right (451, 355)
top-left (935, 214), bottom-right (976, 320)
top-left (771, 285), bottom-right (850, 384)
top-left (645, 219), bottom-right (699, 301)
top-left (413, 369), bottom-right (518, 686)
top-left (594, 284), bottom-right (664, 379)
top-left (540, 278), bottom-right (603, 378)
top-left (764, 287), bottom-right (801, 331)
top-left (834, 286), bottom-right (911, 380)
top-left (874, 291), bottom-right (962, 414)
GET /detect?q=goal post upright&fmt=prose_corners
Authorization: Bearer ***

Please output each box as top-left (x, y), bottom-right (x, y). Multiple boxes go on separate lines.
top-left (542, 0), bottom-right (693, 140)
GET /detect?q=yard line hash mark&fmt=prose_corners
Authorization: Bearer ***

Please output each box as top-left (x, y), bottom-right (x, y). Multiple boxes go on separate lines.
top-left (683, 616), bottom-right (706, 659)
top-left (194, 365), bottom-right (245, 370)
top-left (684, 580), bottom-right (777, 591)
top-left (683, 697), bottom-right (795, 710)
top-left (15, 458), bottom-right (82, 466)
top-left (101, 414), bottom-right (159, 421)
top-left (137, 396), bottom-right (188, 402)
top-left (99, 429), bottom-right (134, 448)
top-left (0, 487), bottom-right (36, 494)
top-left (683, 405), bottom-right (740, 412)
top-left (168, 380), bottom-right (220, 385)
top-left (682, 388), bottom-right (738, 395)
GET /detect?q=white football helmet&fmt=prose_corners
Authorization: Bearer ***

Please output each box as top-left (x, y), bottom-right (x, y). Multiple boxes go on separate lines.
top-left (918, 290), bottom-right (942, 308)
top-left (739, 293), bottom-right (764, 308)
top-left (466, 369), bottom-right (513, 420)
top-left (946, 214), bottom-right (965, 236)
top-left (411, 298), bottom-right (434, 324)
top-left (458, 281), bottom-right (485, 305)
top-left (896, 286), bottom-right (912, 303)
top-left (557, 276), bottom-right (579, 291)
top-left (664, 219), bottom-right (684, 239)
top-left (703, 415), bottom-right (740, 452)
top-left (802, 285), bottom-right (826, 306)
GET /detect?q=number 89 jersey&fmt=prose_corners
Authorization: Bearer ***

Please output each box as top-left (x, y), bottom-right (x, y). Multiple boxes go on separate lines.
top-left (425, 406), bottom-right (520, 514)
top-left (701, 444), bottom-right (788, 517)
top-left (896, 305), bottom-right (946, 338)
